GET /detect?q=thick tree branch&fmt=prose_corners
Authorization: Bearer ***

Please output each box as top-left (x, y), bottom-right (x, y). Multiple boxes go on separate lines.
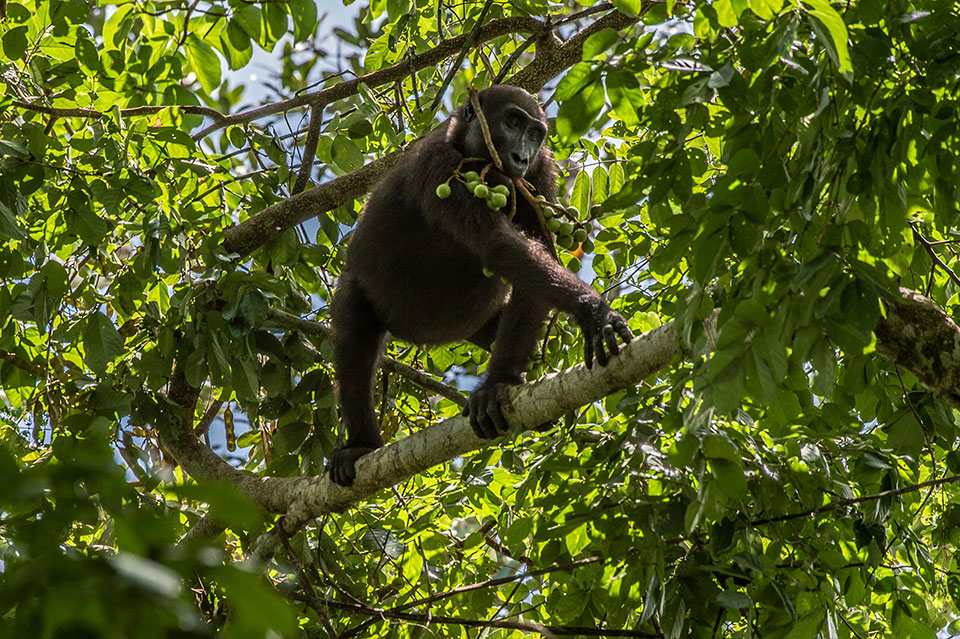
top-left (193, 16), bottom-right (544, 141)
top-left (221, 5), bottom-right (647, 259)
top-left (875, 287), bottom-right (960, 410)
top-left (250, 318), bottom-right (681, 558)
top-left (158, 287), bottom-right (960, 550)
top-left (12, 100), bottom-right (225, 123)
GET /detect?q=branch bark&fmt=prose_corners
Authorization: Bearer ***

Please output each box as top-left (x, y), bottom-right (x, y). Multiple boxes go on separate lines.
top-left (193, 16), bottom-right (544, 141)
top-left (155, 286), bottom-right (960, 554)
top-left (250, 318), bottom-right (681, 558)
top-left (875, 287), bottom-right (960, 410)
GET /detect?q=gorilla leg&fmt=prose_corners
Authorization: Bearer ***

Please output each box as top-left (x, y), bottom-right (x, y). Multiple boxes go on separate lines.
top-left (329, 279), bottom-right (388, 486)
top-left (466, 310), bottom-right (501, 351)
top-left (466, 290), bottom-right (549, 438)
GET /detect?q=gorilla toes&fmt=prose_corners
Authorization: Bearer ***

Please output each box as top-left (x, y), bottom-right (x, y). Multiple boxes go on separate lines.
top-left (327, 445), bottom-right (379, 487)
top-left (464, 382), bottom-right (516, 439)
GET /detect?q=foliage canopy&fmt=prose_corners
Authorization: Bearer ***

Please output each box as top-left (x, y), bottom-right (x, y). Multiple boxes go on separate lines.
top-left (1, 0), bottom-right (960, 637)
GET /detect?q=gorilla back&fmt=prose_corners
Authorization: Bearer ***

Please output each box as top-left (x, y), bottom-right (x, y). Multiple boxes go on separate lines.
top-left (328, 86), bottom-right (632, 486)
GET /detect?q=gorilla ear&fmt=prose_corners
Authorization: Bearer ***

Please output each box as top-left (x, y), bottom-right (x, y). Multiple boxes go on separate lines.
top-left (463, 102), bottom-right (476, 122)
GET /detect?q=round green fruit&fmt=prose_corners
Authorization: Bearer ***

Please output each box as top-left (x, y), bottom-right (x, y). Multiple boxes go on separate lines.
top-left (546, 218), bottom-right (561, 233)
top-left (559, 222), bottom-right (574, 236)
top-left (473, 184), bottom-right (489, 198)
top-left (492, 184), bottom-right (510, 195)
top-left (435, 183), bottom-right (452, 199)
top-left (558, 235), bottom-right (577, 250)
top-left (581, 238), bottom-right (594, 252)
top-left (463, 171), bottom-right (480, 181)
top-left (489, 193), bottom-right (508, 209)
top-left (573, 228), bottom-right (588, 242)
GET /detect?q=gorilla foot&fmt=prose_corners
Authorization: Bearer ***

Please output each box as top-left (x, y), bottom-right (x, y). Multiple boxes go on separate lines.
top-left (327, 445), bottom-right (379, 487)
top-left (464, 381), bottom-right (517, 439)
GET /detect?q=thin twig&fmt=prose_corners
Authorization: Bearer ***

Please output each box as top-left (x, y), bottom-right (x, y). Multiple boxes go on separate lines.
top-left (276, 522), bottom-right (341, 638)
top-left (293, 107), bottom-right (325, 194)
top-left (266, 309), bottom-right (467, 406)
top-left (431, 0), bottom-right (497, 112)
top-left (911, 223), bottom-right (960, 288)
top-left (467, 87), bottom-right (503, 171)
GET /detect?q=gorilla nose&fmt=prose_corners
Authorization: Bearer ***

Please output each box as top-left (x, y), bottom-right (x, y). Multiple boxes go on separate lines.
top-left (508, 152), bottom-right (528, 176)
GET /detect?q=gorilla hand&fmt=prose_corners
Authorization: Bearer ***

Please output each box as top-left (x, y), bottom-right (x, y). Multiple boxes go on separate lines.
top-left (576, 299), bottom-right (633, 369)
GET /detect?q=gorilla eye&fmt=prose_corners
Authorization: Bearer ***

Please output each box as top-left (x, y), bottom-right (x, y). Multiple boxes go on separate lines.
top-left (506, 115), bottom-right (520, 128)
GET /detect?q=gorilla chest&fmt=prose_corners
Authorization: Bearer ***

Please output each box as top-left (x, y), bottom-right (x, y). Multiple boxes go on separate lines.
top-left (354, 221), bottom-right (509, 342)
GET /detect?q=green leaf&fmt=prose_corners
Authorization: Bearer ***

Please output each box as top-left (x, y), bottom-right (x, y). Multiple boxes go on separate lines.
top-left (102, 4), bottom-right (134, 51)
top-left (712, 459), bottom-right (748, 500)
top-left (84, 312), bottom-right (124, 376)
top-left (222, 19), bottom-right (253, 70)
top-left (606, 70), bottom-right (642, 125)
top-left (233, 5), bottom-right (263, 45)
top-left (804, 0), bottom-right (853, 75)
top-left (556, 82), bottom-right (605, 142)
top-left (185, 35), bottom-right (222, 94)
top-left (287, 0), bottom-right (318, 41)
top-left (749, 0), bottom-right (784, 20)
top-left (402, 549), bottom-right (423, 583)
top-left (611, 0), bottom-right (642, 17)
top-left (591, 166), bottom-right (608, 204)
top-left (582, 28), bottom-right (619, 60)
top-left (554, 62), bottom-right (597, 101)
top-left (262, 1), bottom-right (287, 50)
top-left (785, 612), bottom-right (825, 639)
top-left (703, 434), bottom-right (738, 461)
top-left (886, 410), bottom-right (923, 459)
top-left (714, 0), bottom-right (740, 27)
top-left (716, 590), bottom-right (751, 608)
top-left (75, 34), bottom-right (99, 70)
top-left (365, 33), bottom-right (389, 70)
top-left (570, 170), bottom-right (590, 217)
top-left (332, 135), bottom-right (363, 172)
top-left (109, 553), bottom-right (181, 599)
top-left (2, 26), bottom-right (29, 60)
top-left (564, 523), bottom-right (590, 557)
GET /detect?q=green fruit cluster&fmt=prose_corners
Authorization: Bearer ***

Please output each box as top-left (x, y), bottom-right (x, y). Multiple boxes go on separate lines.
top-left (463, 171), bottom-right (510, 211)
top-left (542, 204), bottom-right (593, 252)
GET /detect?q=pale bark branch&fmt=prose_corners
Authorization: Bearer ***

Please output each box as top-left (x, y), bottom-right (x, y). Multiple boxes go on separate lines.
top-left (875, 287), bottom-right (960, 410)
top-left (158, 287), bottom-right (960, 552)
top-left (250, 318), bottom-right (681, 558)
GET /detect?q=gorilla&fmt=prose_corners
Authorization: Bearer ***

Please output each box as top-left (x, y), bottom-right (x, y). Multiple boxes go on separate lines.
top-left (328, 85), bottom-right (632, 486)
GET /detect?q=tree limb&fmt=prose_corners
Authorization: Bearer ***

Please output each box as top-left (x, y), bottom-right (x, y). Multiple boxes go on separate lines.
top-left (875, 287), bottom-right (960, 410)
top-left (157, 286), bottom-right (960, 551)
top-left (250, 317), bottom-right (681, 558)
top-left (192, 16), bottom-right (544, 141)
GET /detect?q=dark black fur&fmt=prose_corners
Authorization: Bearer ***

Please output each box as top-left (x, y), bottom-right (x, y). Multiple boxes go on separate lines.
top-left (328, 86), bottom-right (632, 486)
